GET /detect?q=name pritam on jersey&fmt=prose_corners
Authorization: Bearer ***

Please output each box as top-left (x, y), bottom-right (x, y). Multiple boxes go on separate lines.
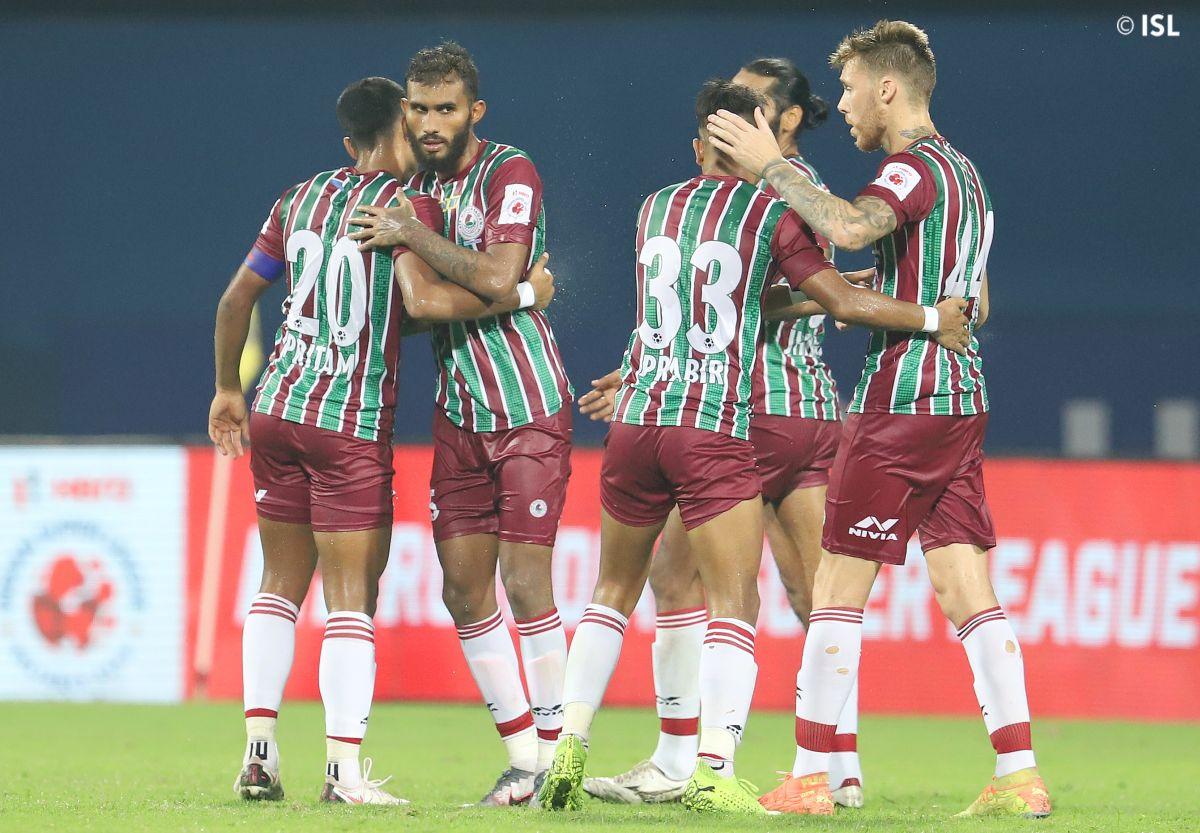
top-left (274, 330), bottom-right (358, 379)
top-left (637, 354), bottom-right (730, 387)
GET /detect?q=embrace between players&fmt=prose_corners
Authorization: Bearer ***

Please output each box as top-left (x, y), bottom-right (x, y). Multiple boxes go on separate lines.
top-left (209, 21), bottom-right (1051, 819)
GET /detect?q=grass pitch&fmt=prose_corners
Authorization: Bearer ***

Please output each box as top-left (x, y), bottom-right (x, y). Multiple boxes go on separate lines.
top-left (1, 701), bottom-right (1196, 832)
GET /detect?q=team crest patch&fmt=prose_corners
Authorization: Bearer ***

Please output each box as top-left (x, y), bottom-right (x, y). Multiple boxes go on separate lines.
top-left (499, 184), bottom-right (534, 225)
top-left (457, 205), bottom-right (484, 242)
top-left (873, 162), bottom-right (920, 200)
top-left (529, 499), bottom-right (548, 518)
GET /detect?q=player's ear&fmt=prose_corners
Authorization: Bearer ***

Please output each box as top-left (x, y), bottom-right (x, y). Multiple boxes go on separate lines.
top-left (470, 98), bottom-right (487, 127)
top-left (342, 136), bottom-right (357, 162)
top-left (693, 137), bottom-right (704, 168)
top-left (879, 75), bottom-right (897, 106)
top-left (781, 105), bottom-right (802, 136)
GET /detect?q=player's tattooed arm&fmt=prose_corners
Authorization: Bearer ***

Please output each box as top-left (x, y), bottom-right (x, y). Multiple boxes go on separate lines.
top-left (704, 108), bottom-right (896, 250)
top-left (396, 252), bottom-right (554, 323)
top-left (761, 161), bottom-right (897, 252)
top-left (350, 203), bottom-right (527, 302)
top-left (210, 263), bottom-right (272, 457)
top-left (799, 268), bottom-right (972, 355)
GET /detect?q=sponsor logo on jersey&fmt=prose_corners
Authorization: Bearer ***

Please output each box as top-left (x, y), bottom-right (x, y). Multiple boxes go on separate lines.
top-left (529, 499), bottom-right (548, 518)
top-left (457, 204), bottom-right (485, 242)
top-left (849, 516), bottom-right (900, 541)
top-left (873, 162), bottom-right (920, 201)
top-left (499, 184), bottom-right (534, 225)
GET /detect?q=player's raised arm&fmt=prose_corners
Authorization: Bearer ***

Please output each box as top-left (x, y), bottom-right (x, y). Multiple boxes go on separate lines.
top-left (706, 108), bottom-right (898, 251)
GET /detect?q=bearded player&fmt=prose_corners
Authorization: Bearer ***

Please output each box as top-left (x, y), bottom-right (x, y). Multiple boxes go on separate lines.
top-left (349, 43), bottom-right (573, 806)
top-left (581, 58), bottom-right (866, 809)
top-left (537, 79), bottom-right (969, 815)
top-left (708, 20), bottom-right (1050, 818)
top-left (210, 77), bottom-right (553, 806)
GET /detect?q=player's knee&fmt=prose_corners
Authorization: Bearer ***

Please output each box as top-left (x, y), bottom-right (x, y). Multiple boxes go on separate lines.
top-left (649, 568), bottom-right (702, 612)
top-left (440, 576), bottom-right (491, 622)
top-left (501, 573), bottom-right (553, 619)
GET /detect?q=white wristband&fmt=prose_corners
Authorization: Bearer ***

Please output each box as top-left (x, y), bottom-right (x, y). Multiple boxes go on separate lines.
top-left (921, 305), bottom-right (940, 333)
top-left (517, 282), bottom-right (536, 310)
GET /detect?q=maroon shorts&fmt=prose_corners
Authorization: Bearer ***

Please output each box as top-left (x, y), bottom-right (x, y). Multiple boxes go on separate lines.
top-left (248, 412), bottom-right (394, 532)
top-left (751, 415), bottom-right (842, 503)
top-left (429, 406), bottom-right (572, 548)
top-left (600, 422), bottom-right (762, 531)
top-left (822, 412), bottom-right (996, 565)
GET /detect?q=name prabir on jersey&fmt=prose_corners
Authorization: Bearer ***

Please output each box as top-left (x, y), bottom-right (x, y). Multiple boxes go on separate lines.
top-left (637, 354), bottom-right (729, 386)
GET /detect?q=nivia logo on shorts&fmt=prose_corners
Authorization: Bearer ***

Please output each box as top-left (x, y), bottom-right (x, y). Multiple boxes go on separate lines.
top-left (849, 516), bottom-right (899, 541)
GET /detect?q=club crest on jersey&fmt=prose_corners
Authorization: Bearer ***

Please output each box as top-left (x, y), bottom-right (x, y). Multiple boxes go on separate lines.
top-left (457, 204), bottom-right (485, 242)
top-left (873, 162), bottom-right (920, 201)
top-left (529, 499), bottom-right (548, 518)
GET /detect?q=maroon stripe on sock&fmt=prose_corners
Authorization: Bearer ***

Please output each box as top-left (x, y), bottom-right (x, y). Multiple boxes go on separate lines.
top-left (248, 608), bottom-right (299, 623)
top-left (706, 620), bottom-right (756, 641)
top-left (456, 611), bottom-right (504, 639)
top-left (580, 613), bottom-right (626, 634)
top-left (703, 635), bottom-right (755, 655)
top-left (327, 735), bottom-right (363, 745)
top-left (537, 727), bottom-right (562, 741)
top-left (990, 721), bottom-right (1032, 753)
top-left (809, 612), bottom-right (864, 623)
top-left (795, 718), bottom-right (837, 752)
top-left (324, 626), bottom-right (375, 640)
top-left (656, 616), bottom-right (708, 629)
top-left (517, 619), bottom-right (563, 637)
top-left (581, 608), bottom-right (627, 629)
top-left (250, 601), bottom-right (298, 619)
top-left (957, 606), bottom-right (1004, 635)
top-left (245, 708), bottom-right (278, 718)
top-left (661, 716), bottom-right (699, 736)
top-left (495, 711), bottom-right (534, 738)
top-left (814, 606), bottom-right (864, 616)
top-left (832, 733), bottom-right (857, 752)
top-left (958, 613), bottom-right (1006, 641)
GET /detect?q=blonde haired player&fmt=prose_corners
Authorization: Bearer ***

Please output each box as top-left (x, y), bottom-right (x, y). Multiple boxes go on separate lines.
top-left (707, 19), bottom-right (1050, 817)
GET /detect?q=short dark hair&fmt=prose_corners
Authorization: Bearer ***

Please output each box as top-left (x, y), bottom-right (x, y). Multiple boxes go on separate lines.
top-left (406, 41), bottom-right (480, 102)
top-left (336, 77), bottom-right (404, 148)
top-left (695, 78), bottom-right (767, 130)
top-left (741, 57), bottom-right (829, 132)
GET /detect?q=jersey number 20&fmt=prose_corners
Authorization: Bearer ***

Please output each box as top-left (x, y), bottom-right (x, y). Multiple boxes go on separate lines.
top-left (284, 230), bottom-right (367, 348)
top-left (637, 236), bottom-right (742, 355)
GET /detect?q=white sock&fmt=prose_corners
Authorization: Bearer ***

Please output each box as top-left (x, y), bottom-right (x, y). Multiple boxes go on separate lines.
top-left (829, 677), bottom-right (863, 789)
top-left (457, 609), bottom-right (537, 772)
top-left (516, 608), bottom-right (567, 771)
top-left (794, 608), bottom-right (863, 777)
top-left (697, 618), bottom-right (758, 778)
top-left (561, 604), bottom-right (628, 742)
top-left (319, 611), bottom-right (375, 786)
top-left (957, 607), bottom-right (1037, 778)
top-left (326, 738), bottom-right (361, 788)
top-left (242, 593), bottom-right (299, 733)
top-left (650, 606), bottom-right (705, 781)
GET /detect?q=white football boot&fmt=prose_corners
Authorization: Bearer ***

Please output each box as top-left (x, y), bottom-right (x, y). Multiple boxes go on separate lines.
top-left (583, 759), bottom-right (689, 804)
top-left (234, 738), bottom-right (284, 801)
top-left (319, 757), bottom-right (408, 805)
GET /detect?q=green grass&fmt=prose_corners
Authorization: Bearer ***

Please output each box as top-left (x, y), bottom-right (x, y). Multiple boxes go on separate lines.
top-left (1, 702), bottom-right (1197, 832)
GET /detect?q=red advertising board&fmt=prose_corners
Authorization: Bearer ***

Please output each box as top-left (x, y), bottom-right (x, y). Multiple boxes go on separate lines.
top-left (186, 447), bottom-right (1200, 720)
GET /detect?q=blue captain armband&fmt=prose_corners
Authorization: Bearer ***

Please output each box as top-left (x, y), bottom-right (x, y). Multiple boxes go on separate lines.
top-left (245, 248), bottom-right (285, 282)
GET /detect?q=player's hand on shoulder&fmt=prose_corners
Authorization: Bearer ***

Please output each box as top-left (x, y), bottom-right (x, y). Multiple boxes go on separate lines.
top-left (578, 369), bottom-right (622, 422)
top-left (525, 252), bottom-right (556, 311)
top-left (208, 388), bottom-right (250, 458)
top-left (933, 297), bottom-right (971, 355)
top-left (349, 197), bottom-right (417, 251)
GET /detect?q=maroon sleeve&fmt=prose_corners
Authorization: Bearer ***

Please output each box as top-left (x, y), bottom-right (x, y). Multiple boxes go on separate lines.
top-left (244, 193), bottom-right (287, 282)
top-left (770, 210), bottom-right (835, 289)
top-left (856, 152), bottom-right (937, 227)
top-left (483, 155), bottom-right (542, 248)
top-left (391, 192), bottom-right (445, 259)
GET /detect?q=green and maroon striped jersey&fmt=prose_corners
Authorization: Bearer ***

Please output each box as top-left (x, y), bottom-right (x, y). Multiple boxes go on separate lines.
top-left (247, 166), bottom-right (431, 442)
top-left (613, 174), bottom-right (834, 441)
top-left (409, 140), bottom-right (572, 433)
top-left (754, 155), bottom-right (840, 421)
top-left (851, 135), bottom-right (993, 415)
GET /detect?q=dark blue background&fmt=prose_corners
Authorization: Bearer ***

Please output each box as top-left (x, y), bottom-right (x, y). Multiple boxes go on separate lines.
top-left (1, 8), bottom-right (1194, 453)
